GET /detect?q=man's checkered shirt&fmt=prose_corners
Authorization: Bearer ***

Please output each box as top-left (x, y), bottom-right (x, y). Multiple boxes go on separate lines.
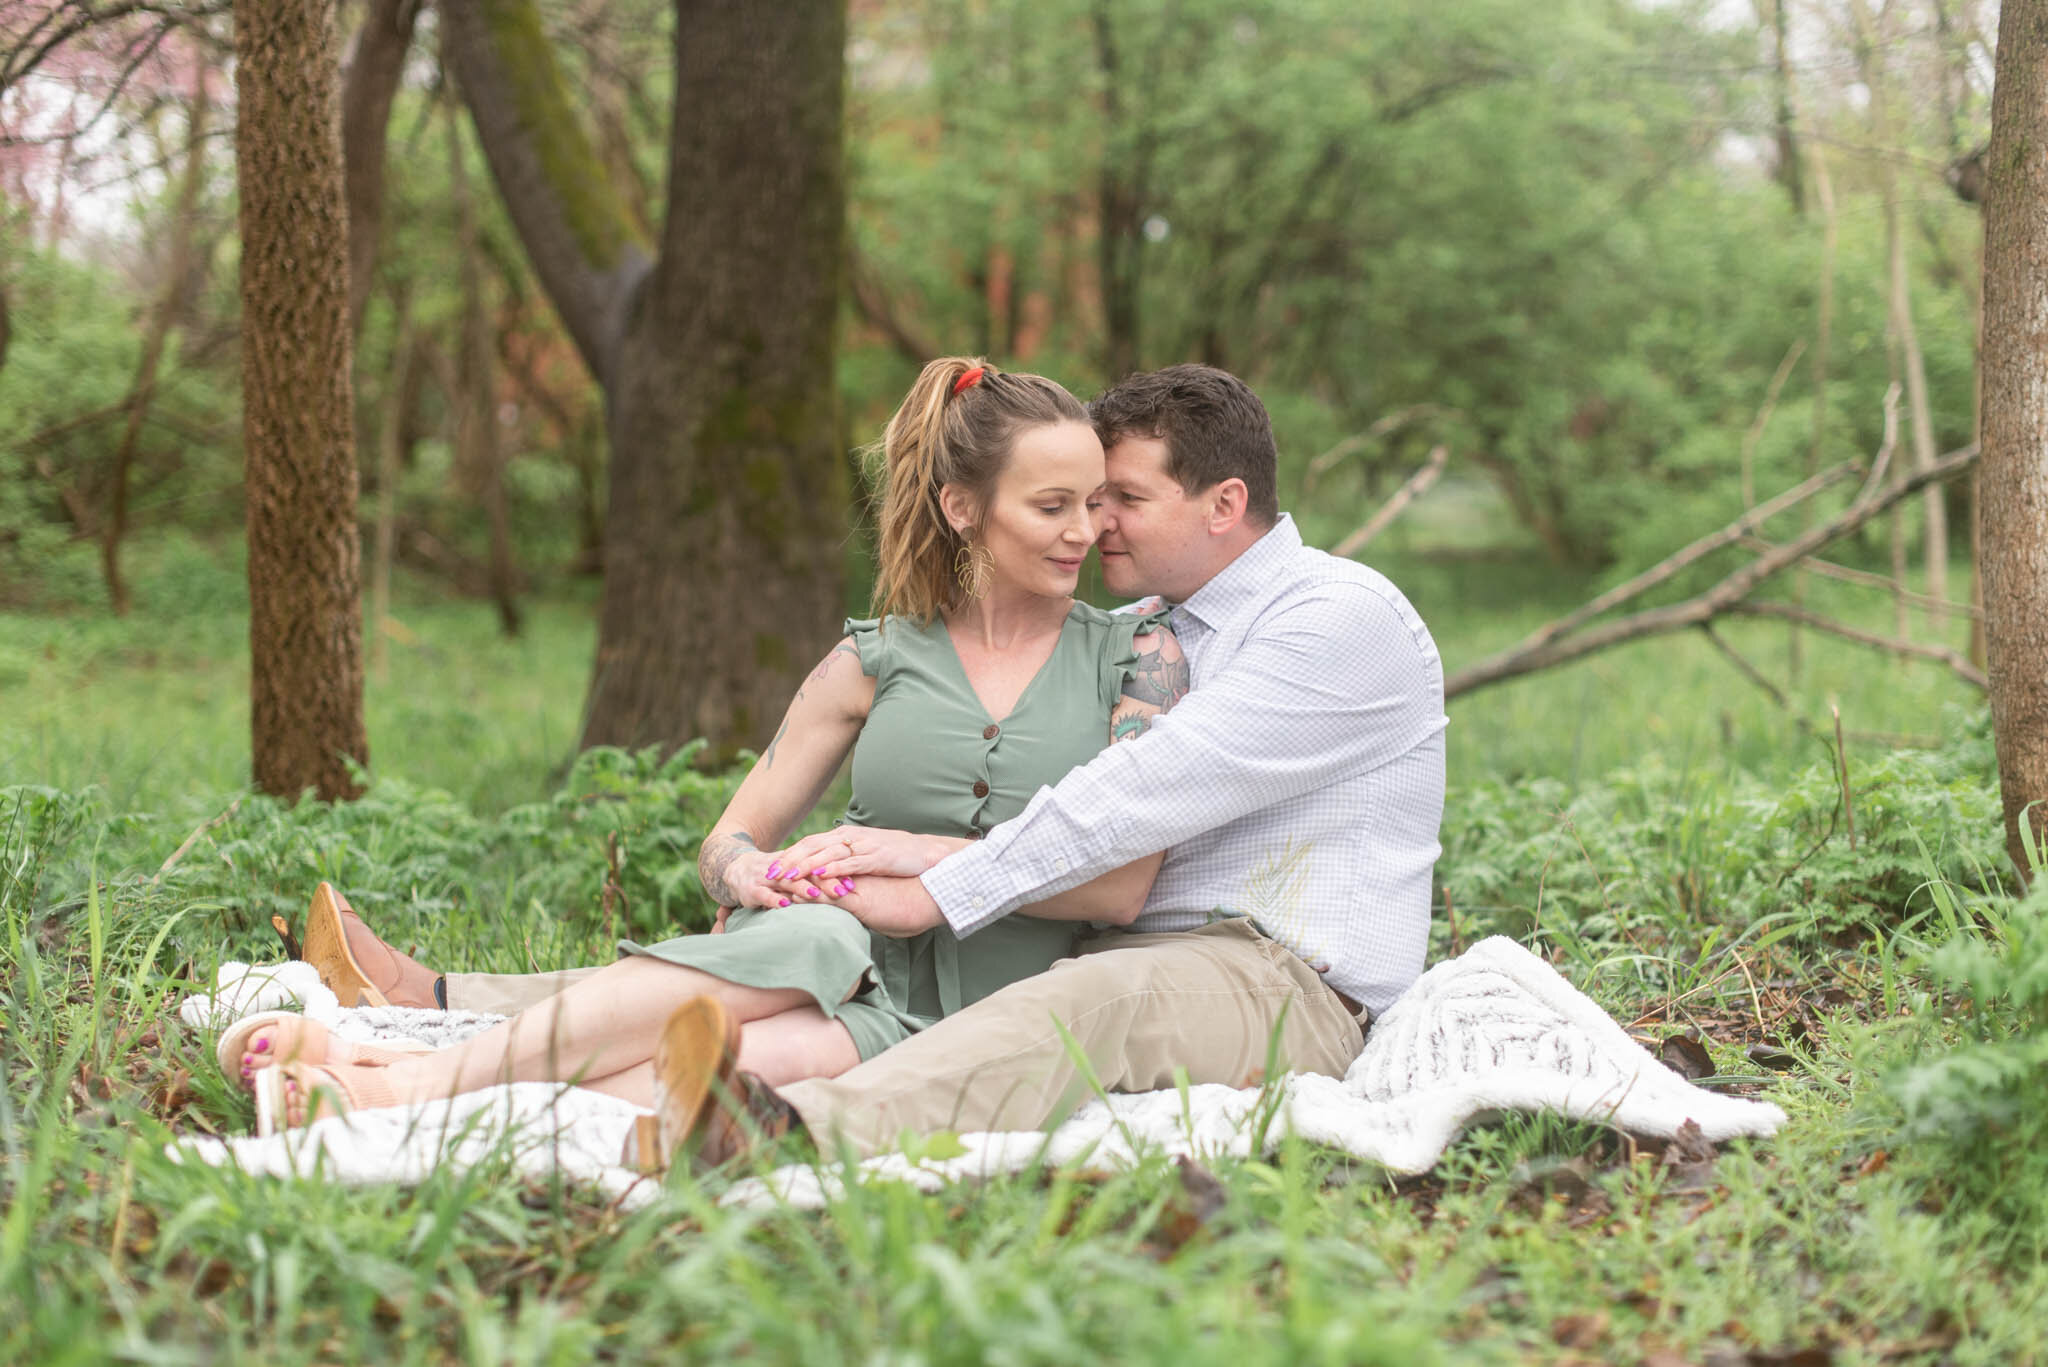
top-left (920, 514), bottom-right (1447, 1015)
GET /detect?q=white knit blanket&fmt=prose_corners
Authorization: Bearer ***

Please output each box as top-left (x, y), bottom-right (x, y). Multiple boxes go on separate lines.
top-left (168, 937), bottom-right (1787, 1209)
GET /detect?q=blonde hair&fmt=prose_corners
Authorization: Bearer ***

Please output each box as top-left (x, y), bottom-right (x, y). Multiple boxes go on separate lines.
top-left (868, 356), bottom-right (1088, 622)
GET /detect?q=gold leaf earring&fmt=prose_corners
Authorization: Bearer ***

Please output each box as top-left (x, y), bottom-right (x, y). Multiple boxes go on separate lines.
top-left (954, 537), bottom-right (994, 600)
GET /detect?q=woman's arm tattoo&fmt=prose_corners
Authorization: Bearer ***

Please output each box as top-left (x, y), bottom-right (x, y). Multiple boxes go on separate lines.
top-left (700, 830), bottom-right (756, 905)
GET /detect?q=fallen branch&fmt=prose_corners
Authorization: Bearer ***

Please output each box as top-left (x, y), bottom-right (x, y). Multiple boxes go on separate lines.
top-left (1304, 405), bottom-right (1458, 488)
top-left (1508, 458), bottom-right (1863, 658)
top-left (1740, 539), bottom-right (1980, 620)
top-left (1697, 623), bottom-right (1792, 713)
top-left (152, 798), bottom-right (242, 884)
top-left (1331, 445), bottom-right (1448, 557)
top-left (1727, 601), bottom-right (1988, 688)
top-left (1445, 443), bottom-right (1980, 699)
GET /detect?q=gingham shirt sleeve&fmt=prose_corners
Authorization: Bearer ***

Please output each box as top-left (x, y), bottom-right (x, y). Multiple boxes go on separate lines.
top-left (922, 583), bottom-right (1437, 936)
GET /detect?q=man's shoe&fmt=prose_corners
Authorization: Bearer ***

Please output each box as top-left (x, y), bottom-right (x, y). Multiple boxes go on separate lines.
top-left (298, 883), bottom-right (437, 1008)
top-left (632, 996), bottom-right (800, 1175)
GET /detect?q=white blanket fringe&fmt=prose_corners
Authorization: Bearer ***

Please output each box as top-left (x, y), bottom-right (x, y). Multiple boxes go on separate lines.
top-left (168, 936), bottom-right (1787, 1210)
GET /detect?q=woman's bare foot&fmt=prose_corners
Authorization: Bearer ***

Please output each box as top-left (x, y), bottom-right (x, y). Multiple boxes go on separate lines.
top-left (300, 883), bottom-right (441, 1008)
top-left (220, 1013), bottom-right (422, 1090)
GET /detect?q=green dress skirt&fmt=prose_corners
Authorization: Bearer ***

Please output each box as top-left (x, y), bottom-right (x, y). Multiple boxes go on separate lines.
top-left (617, 602), bottom-right (1168, 1060)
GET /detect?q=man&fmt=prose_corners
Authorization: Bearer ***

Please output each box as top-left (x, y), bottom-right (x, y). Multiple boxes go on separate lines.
top-left (310, 365), bottom-right (1445, 1165)
top-left (670, 363), bottom-right (1446, 1162)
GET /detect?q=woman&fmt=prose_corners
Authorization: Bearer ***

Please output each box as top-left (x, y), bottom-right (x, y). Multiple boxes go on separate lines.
top-left (232, 357), bottom-right (1186, 1142)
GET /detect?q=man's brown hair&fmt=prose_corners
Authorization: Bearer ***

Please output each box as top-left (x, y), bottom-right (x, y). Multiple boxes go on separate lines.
top-left (1088, 364), bottom-right (1280, 527)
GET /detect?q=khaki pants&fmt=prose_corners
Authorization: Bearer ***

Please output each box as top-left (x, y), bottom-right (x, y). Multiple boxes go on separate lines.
top-left (443, 965), bottom-right (602, 1014)
top-left (780, 917), bottom-right (1366, 1158)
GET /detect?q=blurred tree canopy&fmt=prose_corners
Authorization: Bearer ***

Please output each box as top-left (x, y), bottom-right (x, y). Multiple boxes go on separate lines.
top-left (0, 0), bottom-right (1989, 605)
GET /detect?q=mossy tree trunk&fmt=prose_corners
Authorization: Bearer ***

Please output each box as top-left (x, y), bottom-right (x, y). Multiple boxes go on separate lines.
top-left (1981, 0), bottom-right (2048, 881)
top-left (442, 0), bottom-right (846, 761)
top-left (235, 0), bottom-right (370, 801)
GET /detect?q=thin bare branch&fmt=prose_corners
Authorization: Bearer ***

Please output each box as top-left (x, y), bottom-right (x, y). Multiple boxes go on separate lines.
top-left (1741, 537), bottom-right (1981, 620)
top-left (1740, 336), bottom-right (1807, 508)
top-left (1304, 405), bottom-right (1458, 486)
top-left (1331, 445), bottom-right (1448, 557)
top-left (1698, 623), bottom-right (1793, 712)
top-left (1729, 601), bottom-right (1988, 688)
top-left (1509, 458), bottom-right (1862, 657)
top-left (1445, 443), bottom-right (1980, 699)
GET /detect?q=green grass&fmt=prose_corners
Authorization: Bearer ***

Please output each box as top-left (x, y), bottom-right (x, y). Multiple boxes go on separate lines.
top-left (3, 530), bottom-right (2041, 1363)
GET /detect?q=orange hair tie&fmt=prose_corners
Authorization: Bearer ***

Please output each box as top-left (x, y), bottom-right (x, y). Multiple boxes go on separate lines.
top-left (951, 366), bottom-right (987, 396)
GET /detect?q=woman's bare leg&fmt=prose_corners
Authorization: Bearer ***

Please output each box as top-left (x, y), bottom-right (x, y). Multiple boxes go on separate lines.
top-left (734, 1006), bottom-right (861, 1088)
top-left (499, 1005), bottom-right (863, 1115)
top-left (309, 956), bottom-right (817, 1109)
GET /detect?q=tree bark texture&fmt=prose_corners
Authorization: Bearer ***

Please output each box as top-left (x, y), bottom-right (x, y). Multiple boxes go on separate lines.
top-left (438, 0), bottom-right (650, 387)
top-left (1980, 0), bottom-right (2048, 879)
top-left (235, 0), bottom-right (369, 801)
top-left (587, 0), bottom-right (848, 757)
top-left (441, 0), bottom-right (847, 759)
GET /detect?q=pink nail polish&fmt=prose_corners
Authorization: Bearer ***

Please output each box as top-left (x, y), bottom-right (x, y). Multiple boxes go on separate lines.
top-left (778, 897), bottom-right (791, 907)
top-left (806, 887), bottom-right (821, 898)
top-left (767, 862), bottom-right (782, 879)
top-left (836, 881), bottom-right (852, 896)
top-left (812, 868), bottom-right (827, 878)
top-left (254, 1038), bottom-right (269, 1053)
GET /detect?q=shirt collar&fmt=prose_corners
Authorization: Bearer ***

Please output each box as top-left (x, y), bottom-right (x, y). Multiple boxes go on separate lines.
top-left (1170, 514), bottom-right (1302, 634)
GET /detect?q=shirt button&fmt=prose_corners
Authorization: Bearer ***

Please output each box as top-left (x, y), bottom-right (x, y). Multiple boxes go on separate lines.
top-left (971, 896), bottom-right (986, 910)
top-left (972, 780), bottom-right (990, 798)
top-left (1055, 858), bottom-right (1069, 873)
top-left (982, 723), bottom-right (999, 740)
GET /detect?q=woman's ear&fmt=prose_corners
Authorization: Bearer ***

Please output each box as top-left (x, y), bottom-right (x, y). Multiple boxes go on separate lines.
top-left (938, 482), bottom-right (980, 537)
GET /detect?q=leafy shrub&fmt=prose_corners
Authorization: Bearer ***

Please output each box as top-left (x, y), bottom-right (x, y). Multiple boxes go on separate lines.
top-left (1885, 845), bottom-right (2048, 1248)
top-left (1438, 712), bottom-right (2004, 956)
top-left (38, 745), bottom-right (747, 975)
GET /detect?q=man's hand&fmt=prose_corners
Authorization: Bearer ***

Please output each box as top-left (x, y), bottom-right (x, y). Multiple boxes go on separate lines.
top-left (833, 875), bottom-right (946, 937)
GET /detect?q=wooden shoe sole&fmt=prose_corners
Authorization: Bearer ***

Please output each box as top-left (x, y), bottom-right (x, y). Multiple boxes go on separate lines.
top-left (635, 997), bottom-right (742, 1173)
top-left (300, 882), bottom-right (390, 1008)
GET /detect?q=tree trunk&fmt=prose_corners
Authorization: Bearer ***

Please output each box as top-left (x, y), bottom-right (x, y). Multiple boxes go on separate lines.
top-left (1093, 0), bottom-right (1141, 381)
top-left (235, 0), bottom-right (370, 802)
top-left (370, 291), bottom-right (412, 682)
top-left (105, 80), bottom-right (212, 616)
top-left (1763, 0), bottom-right (1803, 212)
top-left (341, 0), bottom-right (418, 336)
top-left (1980, 0), bottom-right (2048, 880)
top-left (1853, 0), bottom-right (1949, 621)
top-left (1793, 144), bottom-right (1838, 682)
top-left (584, 0), bottom-right (848, 759)
top-left (442, 0), bottom-right (845, 759)
top-left (445, 89), bottom-right (521, 636)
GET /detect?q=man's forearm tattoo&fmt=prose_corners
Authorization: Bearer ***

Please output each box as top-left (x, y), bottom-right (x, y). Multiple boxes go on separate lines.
top-left (701, 830), bottom-right (756, 905)
top-left (1110, 708), bottom-right (1152, 744)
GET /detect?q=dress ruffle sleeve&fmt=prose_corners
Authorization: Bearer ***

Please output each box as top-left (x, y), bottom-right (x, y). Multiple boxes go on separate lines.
top-left (1096, 603), bottom-right (1176, 713)
top-left (842, 616), bottom-right (888, 678)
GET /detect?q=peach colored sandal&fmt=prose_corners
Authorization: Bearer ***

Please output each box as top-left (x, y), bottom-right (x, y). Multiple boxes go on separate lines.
top-left (215, 1011), bottom-right (426, 1087)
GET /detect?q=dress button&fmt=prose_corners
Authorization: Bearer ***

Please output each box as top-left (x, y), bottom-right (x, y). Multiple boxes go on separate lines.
top-left (982, 723), bottom-right (1000, 740)
top-left (972, 780), bottom-right (990, 798)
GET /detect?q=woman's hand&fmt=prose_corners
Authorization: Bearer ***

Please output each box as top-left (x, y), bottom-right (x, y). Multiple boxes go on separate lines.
top-left (766, 827), bottom-right (965, 888)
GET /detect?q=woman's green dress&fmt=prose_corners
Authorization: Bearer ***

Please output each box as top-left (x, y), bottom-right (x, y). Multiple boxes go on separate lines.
top-left (618, 601), bottom-right (1168, 1060)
